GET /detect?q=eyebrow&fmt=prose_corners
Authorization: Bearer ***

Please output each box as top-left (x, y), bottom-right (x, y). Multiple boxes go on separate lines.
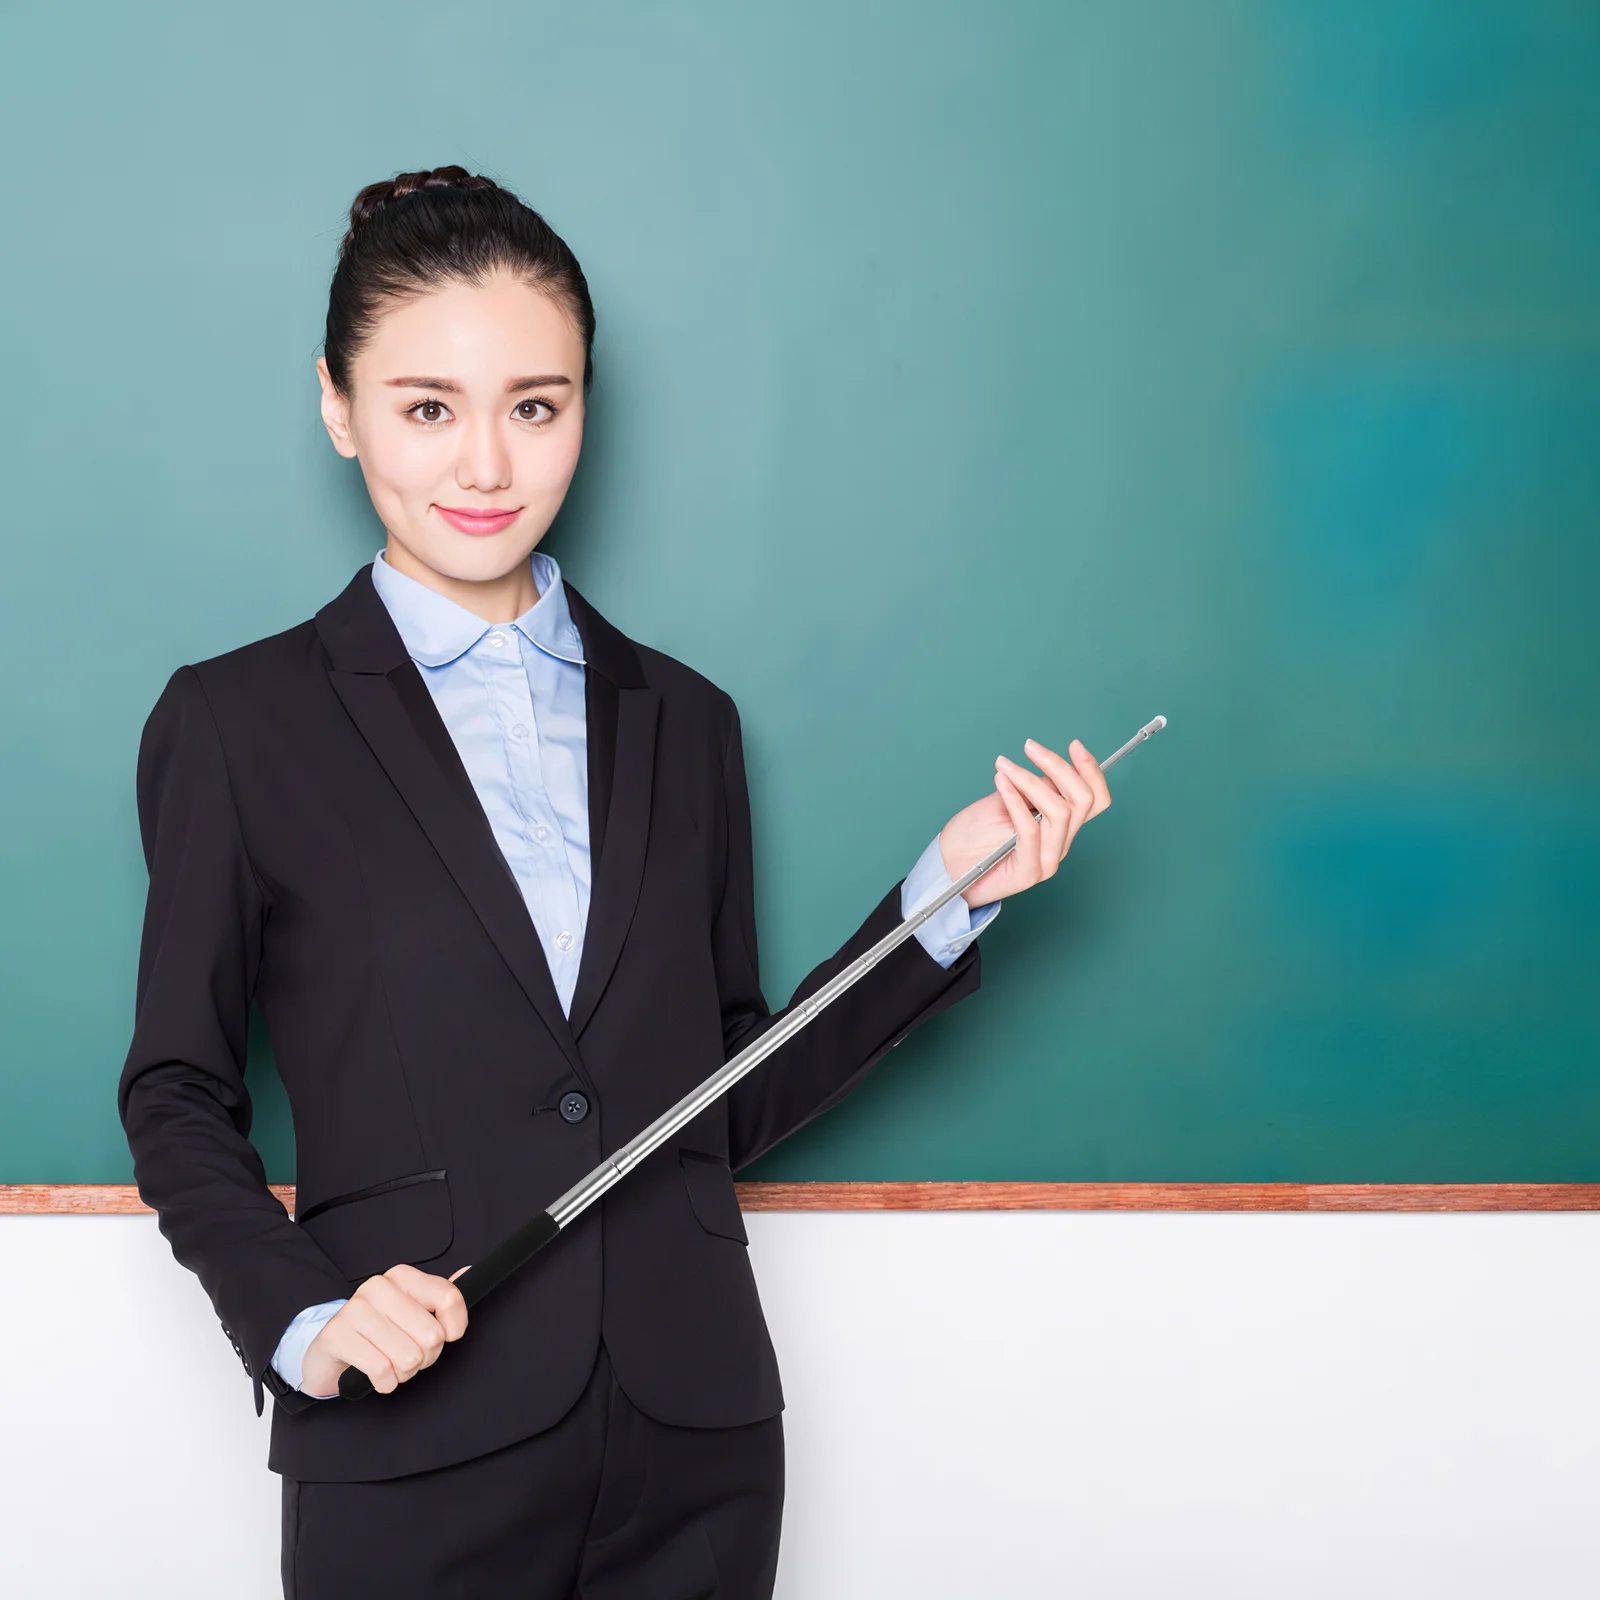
top-left (381, 375), bottom-right (573, 394)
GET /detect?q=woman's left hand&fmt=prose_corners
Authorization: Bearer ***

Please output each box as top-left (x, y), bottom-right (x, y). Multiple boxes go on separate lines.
top-left (938, 738), bottom-right (1112, 908)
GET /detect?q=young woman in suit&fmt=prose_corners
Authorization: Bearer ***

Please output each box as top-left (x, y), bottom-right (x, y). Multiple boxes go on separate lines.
top-left (118, 165), bottom-right (1111, 1599)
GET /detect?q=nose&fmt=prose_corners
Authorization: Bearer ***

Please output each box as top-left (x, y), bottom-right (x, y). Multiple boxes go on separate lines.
top-left (455, 410), bottom-right (513, 494)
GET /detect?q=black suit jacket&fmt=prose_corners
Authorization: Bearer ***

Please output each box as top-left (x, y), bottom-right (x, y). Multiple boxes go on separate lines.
top-left (118, 561), bottom-right (982, 1482)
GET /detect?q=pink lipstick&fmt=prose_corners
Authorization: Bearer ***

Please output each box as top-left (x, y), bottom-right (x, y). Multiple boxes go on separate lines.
top-left (436, 505), bottom-right (522, 536)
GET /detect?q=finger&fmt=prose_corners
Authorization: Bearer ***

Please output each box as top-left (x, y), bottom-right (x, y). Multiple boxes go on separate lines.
top-left (380, 1264), bottom-right (470, 1352)
top-left (382, 1261), bottom-right (471, 1342)
top-left (312, 1320), bottom-right (399, 1395)
top-left (329, 1295), bottom-right (428, 1394)
top-left (1018, 740), bottom-right (1096, 825)
top-left (1047, 737), bottom-right (1111, 817)
top-left (351, 1272), bottom-right (450, 1376)
top-left (999, 762), bottom-right (1068, 875)
top-left (996, 755), bottom-right (1074, 874)
top-left (993, 766), bottom-right (1040, 883)
top-left (1017, 740), bottom-right (1099, 857)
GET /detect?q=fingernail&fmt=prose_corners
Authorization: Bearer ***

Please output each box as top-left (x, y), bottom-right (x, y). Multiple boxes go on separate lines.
top-left (997, 755), bottom-right (1016, 770)
top-left (1024, 738), bottom-right (1038, 750)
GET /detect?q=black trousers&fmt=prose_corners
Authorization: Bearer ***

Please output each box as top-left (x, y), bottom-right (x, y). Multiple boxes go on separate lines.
top-left (279, 1342), bottom-right (785, 1599)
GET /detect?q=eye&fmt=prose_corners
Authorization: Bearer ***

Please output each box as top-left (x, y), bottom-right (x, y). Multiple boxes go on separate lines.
top-left (402, 398), bottom-right (452, 426)
top-left (514, 397), bottom-right (558, 425)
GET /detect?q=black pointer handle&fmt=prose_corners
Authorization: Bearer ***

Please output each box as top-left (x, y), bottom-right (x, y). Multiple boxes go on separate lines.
top-left (337, 1211), bottom-right (560, 1400)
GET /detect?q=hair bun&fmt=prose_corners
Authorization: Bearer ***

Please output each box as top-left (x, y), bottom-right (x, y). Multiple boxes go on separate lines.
top-left (342, 165), bottom-right (500, 250)
top-left (325, 164), bottom-right (596, 398)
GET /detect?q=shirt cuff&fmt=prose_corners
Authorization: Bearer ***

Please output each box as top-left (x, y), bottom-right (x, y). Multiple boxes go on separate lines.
top-left (271, 1297), bottom-right (349, 1398)
top-left (901, 831), bottom-right (1002, 969)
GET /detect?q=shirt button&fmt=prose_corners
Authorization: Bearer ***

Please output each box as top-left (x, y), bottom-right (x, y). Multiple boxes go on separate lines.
top-left (535, 824), bottom-right (550, 843)
top-left (512, 724), bottom-right (529, 740)
top-left (556, 930), bottom-right (574, 951)
top-left (489, 632), bottom-right (506, 649)
top-left (559, 1091), bottom-right (589, 1124)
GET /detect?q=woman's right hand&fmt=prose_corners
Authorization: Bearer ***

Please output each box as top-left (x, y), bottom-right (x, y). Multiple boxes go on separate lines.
top-left (299, 1262), bottom-right (472, 1398)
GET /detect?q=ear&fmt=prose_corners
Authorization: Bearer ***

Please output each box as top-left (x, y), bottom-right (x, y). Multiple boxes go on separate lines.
top-left (316, 355), bottom-right (358, 460)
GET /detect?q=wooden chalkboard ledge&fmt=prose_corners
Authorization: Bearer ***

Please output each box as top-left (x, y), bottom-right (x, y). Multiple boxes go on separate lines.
top-left (5, 1183), bottom-right (1600, 1214)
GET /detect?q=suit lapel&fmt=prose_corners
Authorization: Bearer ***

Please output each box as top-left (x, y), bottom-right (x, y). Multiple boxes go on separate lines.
top-left (563, 581), bottom-right (659, 1042)
top-left (312, 562), bottom-right (657, 1078)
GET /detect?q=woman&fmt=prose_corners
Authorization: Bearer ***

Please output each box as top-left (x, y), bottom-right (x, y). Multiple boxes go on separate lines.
top-left (118, 166), bottom-right (1111, 1599)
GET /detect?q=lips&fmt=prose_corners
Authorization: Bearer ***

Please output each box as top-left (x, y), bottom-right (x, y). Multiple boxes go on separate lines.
top-left (436, 505), bottom-right (522, 536)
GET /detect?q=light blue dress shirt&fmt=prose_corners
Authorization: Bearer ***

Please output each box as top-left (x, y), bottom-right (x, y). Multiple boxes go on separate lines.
top-left (271, 546), bottom-right (1001, 1395)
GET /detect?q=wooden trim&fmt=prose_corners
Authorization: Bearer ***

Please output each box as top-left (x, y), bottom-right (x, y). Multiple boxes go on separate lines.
top-left (737, 1182), bottom-right (1600, 1211)
top-left (6, 1183), bottom-right (1600, 1214)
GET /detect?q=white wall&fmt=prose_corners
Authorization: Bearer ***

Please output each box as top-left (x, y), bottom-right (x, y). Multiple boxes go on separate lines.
top-left (5, 1210), bottom-right (1598, 1598)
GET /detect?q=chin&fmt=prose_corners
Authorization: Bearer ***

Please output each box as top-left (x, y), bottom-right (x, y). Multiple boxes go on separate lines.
top-left (398, 529), bottom-right (532, 583)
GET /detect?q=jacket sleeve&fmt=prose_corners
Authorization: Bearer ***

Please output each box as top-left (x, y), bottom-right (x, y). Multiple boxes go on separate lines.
top-left (713, 695), bottom-right (984, 1172)
top-left (117, 665), bottom-right (355, 1417)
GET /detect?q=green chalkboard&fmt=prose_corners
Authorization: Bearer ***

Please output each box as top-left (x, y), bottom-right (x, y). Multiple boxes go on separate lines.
top-left (3, 1), bottom-right (1596, 1186)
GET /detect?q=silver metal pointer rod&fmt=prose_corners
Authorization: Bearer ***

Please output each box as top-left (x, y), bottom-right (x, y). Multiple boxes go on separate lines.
top-left (339, 715), bottom-right (1168, 1399)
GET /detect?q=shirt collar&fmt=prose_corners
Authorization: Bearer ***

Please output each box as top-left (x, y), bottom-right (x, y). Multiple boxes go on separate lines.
top-left (369, 546), bottom-right (586, 669)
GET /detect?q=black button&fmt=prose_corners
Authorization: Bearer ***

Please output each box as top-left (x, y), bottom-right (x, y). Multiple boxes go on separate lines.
top-left (559, 1091), bottom-right (590, 1124)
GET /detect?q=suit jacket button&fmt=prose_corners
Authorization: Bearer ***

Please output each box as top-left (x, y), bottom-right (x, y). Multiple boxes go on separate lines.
top-left (559, 1091), bottom-right (590, 1124)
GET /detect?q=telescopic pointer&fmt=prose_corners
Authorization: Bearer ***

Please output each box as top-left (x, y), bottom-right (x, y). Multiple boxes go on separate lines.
top-left (338, 714), bottom-right (1169, 1399)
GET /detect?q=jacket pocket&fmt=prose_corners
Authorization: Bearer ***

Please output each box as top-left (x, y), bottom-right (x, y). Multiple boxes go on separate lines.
top-left (680, 1149), bottom-right (748, 1244)
top-left (294, 1168), bottom-right (454, 1283)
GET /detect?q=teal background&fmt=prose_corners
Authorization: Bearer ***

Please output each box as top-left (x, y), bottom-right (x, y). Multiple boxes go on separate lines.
top-left (2, 1), bottom-right (1597, 1184)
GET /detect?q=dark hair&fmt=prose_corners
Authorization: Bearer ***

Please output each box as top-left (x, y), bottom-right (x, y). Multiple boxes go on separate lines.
top-left (323, 165), bottom-right (596, 397)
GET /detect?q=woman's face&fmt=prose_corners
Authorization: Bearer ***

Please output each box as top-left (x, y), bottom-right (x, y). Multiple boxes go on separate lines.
top-left (316, 268), bottom-right (586, 591)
